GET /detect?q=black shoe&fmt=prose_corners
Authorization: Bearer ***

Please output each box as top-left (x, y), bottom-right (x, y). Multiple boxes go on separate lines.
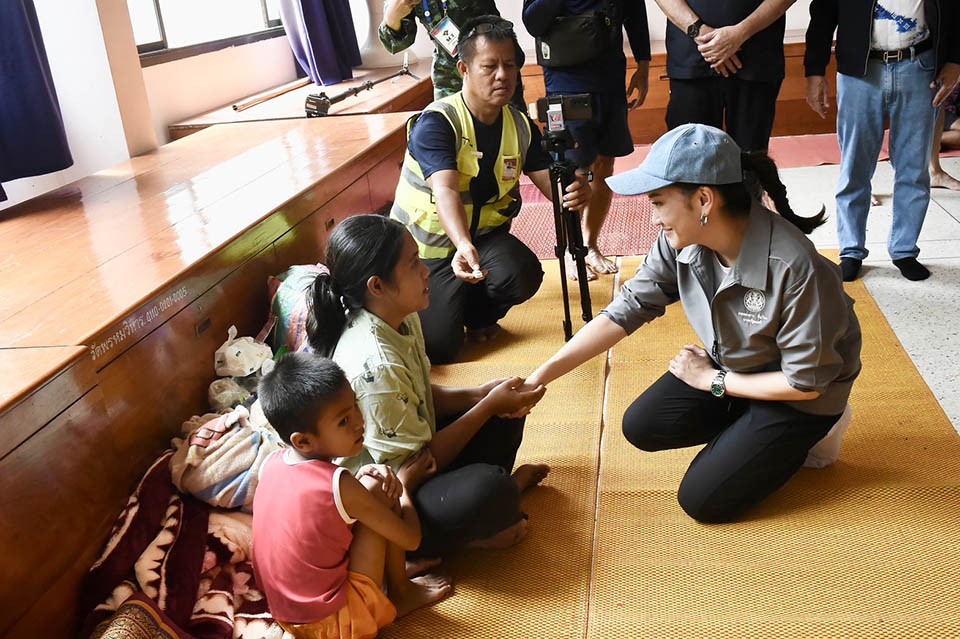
top-left (840, 257), bottom-right (862, 282)
top-left (893, 257), bottom-right (930, 281)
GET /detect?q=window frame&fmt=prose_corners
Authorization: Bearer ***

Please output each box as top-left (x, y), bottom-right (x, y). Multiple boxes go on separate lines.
top-left (135, 0), bottom-right (284, 67)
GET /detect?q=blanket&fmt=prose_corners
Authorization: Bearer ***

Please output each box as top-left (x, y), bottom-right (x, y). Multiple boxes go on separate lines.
top-left (81, 451), bottom-right (285, 639)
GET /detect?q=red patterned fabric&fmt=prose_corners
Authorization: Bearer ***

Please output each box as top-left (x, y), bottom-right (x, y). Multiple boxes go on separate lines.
top-left (81, 451), bottom-right (282, 639)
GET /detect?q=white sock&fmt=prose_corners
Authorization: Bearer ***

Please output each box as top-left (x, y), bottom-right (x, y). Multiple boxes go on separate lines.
top-left (803, 404), bottom-right (853, 469)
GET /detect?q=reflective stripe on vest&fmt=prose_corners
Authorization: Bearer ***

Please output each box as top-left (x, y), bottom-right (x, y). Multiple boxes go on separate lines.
top-left (390, 93), bottom-right (531, 259)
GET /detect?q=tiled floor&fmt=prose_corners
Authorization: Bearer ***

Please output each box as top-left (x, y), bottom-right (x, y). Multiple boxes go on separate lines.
top-left (780, 155), bottom-right (960, 432)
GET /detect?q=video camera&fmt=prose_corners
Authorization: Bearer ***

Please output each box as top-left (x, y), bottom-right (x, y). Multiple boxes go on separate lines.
top-left (534, 93), bottom-right (593, 130)
top-left (531, 93), bottom-right (594, 340)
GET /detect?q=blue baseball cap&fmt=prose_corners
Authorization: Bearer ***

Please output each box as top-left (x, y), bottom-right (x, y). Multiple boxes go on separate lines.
top-left (606, 124), bottom-right (743, 196)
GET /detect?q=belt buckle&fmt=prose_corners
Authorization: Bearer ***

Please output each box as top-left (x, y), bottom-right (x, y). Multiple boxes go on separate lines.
top-left (883, 49), bottom-right (903, 64)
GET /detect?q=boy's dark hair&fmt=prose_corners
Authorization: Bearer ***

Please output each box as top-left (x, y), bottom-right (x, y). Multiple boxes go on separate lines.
top-left (307, 214), bottom-right (408, 357)
top-left (258, 352), bottom-right (349, 445)
top-left (458, 15), bottom-right (517, 65)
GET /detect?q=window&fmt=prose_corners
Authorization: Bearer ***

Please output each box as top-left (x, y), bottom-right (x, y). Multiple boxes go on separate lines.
top-left (128, 0), bottom-right (283, 61)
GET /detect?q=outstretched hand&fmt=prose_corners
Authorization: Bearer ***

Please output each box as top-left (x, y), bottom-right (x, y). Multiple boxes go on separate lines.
top-left (451, 241), bottom-right (487, 283)
top-left (483, 376), bottom-right (546, 417)
top-left (497, 379), bottom-right (547, 418)
top-left (667, 344), bottom-right (716, 391)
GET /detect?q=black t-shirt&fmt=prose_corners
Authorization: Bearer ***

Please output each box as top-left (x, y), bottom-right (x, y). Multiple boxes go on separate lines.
top-left (408, 107), bottom-right (552, 215)
top-left (664, 0), bottom-right (786, 81)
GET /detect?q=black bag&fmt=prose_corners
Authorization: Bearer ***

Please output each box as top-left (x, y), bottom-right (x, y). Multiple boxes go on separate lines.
top-left (534, 1), bottom-right (620, 68)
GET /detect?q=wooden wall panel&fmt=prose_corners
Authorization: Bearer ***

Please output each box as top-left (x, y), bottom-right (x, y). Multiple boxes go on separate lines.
top-left (275, 176), bottom-right (374, 269)
top-left (0, 385), bottom-right (121, 637)
top-left (366, 146), bottom-right (406, 213)
top-left (95, 247), bottom-right (279, 492)
top-left (0, 346), bottom-right (94, 459)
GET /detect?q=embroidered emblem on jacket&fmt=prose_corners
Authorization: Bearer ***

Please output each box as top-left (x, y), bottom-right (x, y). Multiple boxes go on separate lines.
top-left (743, 289), bottom-right (766, 313)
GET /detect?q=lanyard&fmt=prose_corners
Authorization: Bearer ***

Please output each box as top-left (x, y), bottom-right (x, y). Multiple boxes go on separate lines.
top-left (421, 0), bottom-right (447, 22)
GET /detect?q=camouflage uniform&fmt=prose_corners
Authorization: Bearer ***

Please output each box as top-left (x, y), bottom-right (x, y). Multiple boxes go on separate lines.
top-left (378, 0), bottom-right (525, 107)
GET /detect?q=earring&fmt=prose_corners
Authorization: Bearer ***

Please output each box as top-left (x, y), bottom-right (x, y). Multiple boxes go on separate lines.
top-left (700, 213), bottom-right (708, 226)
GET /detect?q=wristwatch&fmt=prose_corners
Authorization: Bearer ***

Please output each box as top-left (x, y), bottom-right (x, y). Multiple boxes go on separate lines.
top-left (686, 18), bottom-right (705, 39)
top-left (710, 370), bottom-right (727, 398)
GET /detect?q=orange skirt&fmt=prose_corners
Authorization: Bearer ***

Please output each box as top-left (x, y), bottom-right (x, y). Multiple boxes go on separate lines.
top-left (278, 572), bottom-right (397, 639)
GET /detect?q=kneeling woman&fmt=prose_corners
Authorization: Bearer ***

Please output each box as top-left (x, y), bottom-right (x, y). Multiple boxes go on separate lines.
top-left (526, 124), bottom-right (862, 523)
top-left (308, 214), bottom-right (548, 555)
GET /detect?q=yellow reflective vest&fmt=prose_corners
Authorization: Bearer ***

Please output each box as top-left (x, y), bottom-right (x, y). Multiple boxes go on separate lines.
top-left (390, 93), bottom-right (532, 259)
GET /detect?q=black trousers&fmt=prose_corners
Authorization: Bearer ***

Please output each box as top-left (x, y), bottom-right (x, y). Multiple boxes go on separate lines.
top-left (413, 414), bottom-right (526, 556)
top-left (622, 372), bottom-right (839, 523)
top-left (666, 76), bottom-right (784, 152)
top-left (419, 228), bottom-right (543, 364)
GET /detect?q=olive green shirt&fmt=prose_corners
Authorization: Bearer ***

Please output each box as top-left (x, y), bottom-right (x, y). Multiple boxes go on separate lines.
top-left (378, 0), bottom-right (525, 104)
top-left (333, 308), bottom-right (436, 472)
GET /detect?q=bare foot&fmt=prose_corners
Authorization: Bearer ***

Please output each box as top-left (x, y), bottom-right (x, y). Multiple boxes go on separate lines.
top-left (406, 556), bottom-right (442, 578)
top-left (566, 254), bottom-right (597, 281)
top-left (392, 573), bottom-right (453, 618)
top-left (585, 248), bottom-right (618, 274)
top-left (466, 517), bottom-right (528, 550)
top-left (512, 463), bottom-right (550, 491)
top-left (930, 170), bottom-right (960, 191)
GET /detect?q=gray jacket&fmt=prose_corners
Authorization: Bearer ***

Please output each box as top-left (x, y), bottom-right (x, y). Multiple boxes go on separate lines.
top-left (603, 204), bottom-right (862, 416)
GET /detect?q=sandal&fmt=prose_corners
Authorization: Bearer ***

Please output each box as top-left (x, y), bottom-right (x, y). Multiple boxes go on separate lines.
top-left (585, 248), bottom-right (618, 275)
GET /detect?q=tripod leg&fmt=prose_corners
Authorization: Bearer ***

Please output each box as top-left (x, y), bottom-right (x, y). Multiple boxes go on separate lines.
top-left (550, 171), bottom-right (574, 341)
top-left (564, 207), bottom-right (593, 322)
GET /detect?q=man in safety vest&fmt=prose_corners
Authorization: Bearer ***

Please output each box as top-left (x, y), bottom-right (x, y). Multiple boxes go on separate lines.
top-left (391, 16), bottom-right (591, 364)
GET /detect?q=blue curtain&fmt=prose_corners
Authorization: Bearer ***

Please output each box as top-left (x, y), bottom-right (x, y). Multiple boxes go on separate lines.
top-left (0, 0), bottom-right (73, 202)
top-left (279, 0), bottom-right (363, 86)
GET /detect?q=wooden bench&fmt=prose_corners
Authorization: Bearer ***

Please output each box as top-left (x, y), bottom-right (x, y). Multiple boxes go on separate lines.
top-left (0, 112), bottom-right (412, 637)
top-left (168, 59), bottom-right (433, 141)
top-left (522, 42), bottom-right (839, 144)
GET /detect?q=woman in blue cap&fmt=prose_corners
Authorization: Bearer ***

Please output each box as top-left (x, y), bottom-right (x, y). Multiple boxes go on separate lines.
top-left (524, 123), bottom-right (862, 523)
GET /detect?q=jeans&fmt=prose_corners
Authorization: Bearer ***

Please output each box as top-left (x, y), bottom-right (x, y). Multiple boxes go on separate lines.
top-left (835, 49), bottom-right (937, 261)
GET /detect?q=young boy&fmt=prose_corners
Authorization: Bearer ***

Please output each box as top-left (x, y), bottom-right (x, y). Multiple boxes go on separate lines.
top-left (253, 353), bottom-right (452, 639)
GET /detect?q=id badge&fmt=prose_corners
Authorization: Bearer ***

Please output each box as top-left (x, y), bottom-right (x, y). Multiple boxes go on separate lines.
top-left (431, 16), bottom-right (460, 57)
top-left (501, 157), bottom-right (518, 181)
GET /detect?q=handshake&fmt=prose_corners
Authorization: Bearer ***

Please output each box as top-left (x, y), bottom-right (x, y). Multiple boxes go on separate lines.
top-left (476, 376), bottom-right (546, 419)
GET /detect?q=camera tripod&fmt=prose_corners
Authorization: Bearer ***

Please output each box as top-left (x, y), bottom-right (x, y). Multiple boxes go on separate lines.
top-left (542, 128), bottom-right (592, 341)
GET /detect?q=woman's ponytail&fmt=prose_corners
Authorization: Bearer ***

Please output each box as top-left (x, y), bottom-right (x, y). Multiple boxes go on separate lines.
top-left (306, 272), bottom-right (347, 357)
top-left (742, 151), bottom-right (827, 235)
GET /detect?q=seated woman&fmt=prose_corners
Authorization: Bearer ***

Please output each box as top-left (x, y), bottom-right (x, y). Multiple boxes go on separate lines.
top-left (525, 124), bottom-right (862, 523)
top-left (307, 214), bottom-right (550, 556)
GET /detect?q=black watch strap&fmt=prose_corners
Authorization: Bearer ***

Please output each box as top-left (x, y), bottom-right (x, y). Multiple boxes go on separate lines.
top-left (686, 18), bottom-right (704, 39)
